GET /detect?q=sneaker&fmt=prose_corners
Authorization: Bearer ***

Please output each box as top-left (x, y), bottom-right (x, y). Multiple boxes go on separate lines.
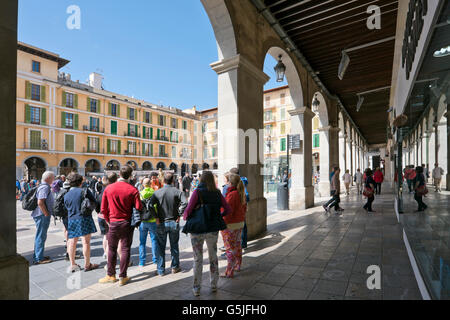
top-left (98, 275), bottom-right (118, 284)
top-left (33, 257), bottom-right (52, 265)
top-left (193, 288), bottom-right (200, 296)
top-left (172, 267), bottom-right (181, 274)
top-left (158, 272), bottom-right (165, 277)
top-left (119, 277), bottom-right (130, 286)
top-left (219, 246), bottom-right (226, 252)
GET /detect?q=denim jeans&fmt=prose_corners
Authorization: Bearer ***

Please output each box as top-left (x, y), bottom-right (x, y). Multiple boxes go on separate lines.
top-left (33, 215), bottom-right (51, 262)
top-left (139, 221), bottom-right (158, 265)
top-left (241, 223), bottom-right (248, 248)
top-left (155, 220), bottom-right (180, 274)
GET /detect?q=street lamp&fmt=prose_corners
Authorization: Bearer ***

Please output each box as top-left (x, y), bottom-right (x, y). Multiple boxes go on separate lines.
top-left (274, 55), bottom-right (286, 82)
top-left (312, 94), bottom-right (320, 113)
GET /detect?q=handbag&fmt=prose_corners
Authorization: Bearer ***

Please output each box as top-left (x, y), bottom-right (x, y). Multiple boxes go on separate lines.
top-left (363, 186), bottom-right (374, 198)
top-left (416, 185), bottom-right (428, 196)
top-left (182, 191), bottom-right (226, 234)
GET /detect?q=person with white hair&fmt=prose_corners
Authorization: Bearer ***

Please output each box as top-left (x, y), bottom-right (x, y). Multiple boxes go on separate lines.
top-left (32, 171), bottom-right (55, 265)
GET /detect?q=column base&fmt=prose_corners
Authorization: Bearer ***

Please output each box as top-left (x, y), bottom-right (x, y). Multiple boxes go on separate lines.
top-left (246, 197), bottom-right (267, 241)
top-left (318, 182), bottom-right (330, 198)
top-left (289, 185), bottom-right (314, 210)
top-left (0, 254), bottom-right (29, 299)
top-left (447, 174), bottom-right (450, 191)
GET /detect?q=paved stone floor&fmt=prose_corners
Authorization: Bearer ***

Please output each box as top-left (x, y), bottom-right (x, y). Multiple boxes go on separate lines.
top-left (55, 184), bottom-right (422, 300)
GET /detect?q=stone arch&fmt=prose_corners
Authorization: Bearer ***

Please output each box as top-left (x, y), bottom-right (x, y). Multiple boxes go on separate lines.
top-left (106, 159), bottom-right (121, 171)
top-left (59, 158), bottom-right (79, 176)
top-left (192, 163), bottom-right (199, 174)
top-left (85, 159), bottom-right (102, 175)
top-left (126, 160), bottom-right (138, 170)
top-left (23, 156), bottom-right (47, 180)
top-left (200, 0), bottom-right (236, 60)
top-left (142, 161), bottom-right (153, 171)
top-left (169, 162), bottom-right (178, 173)
top-left (156, 162), bottom-right (166, 170)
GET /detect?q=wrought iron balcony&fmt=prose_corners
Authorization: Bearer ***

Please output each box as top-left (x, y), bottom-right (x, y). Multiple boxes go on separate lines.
top-left (23, 141), bottom-right (49, 151)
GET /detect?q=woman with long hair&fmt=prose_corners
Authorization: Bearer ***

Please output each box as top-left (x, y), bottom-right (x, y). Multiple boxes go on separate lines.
top-left (221, 173), bottom-right (247, 278)
top-left (363, 168), bottom-right (376, 212)
top-left (183, 170), bottom-right (231, 297)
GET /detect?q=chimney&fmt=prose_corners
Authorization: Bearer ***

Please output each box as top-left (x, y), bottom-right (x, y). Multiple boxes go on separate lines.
top-left (89, 72), bottom-right (103, 89)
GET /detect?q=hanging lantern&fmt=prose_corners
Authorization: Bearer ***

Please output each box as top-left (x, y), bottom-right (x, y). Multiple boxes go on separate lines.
top-left (274, 55), bottom-right (286, 82)
top-left (312, 94), bottom-right (320, 113)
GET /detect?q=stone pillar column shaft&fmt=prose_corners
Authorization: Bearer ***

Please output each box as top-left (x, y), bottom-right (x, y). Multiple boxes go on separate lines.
top-left (446, 111), bottom-right (450, 190)
top-left (289, 107), bottom-right (315, 210)
top-left (318, 126), bottom-right (339, 196)
top-left (339, 134), bottom-right (346, 174)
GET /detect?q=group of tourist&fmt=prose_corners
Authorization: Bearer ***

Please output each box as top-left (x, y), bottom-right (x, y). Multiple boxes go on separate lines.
top-left (23, 164), bottom-right (250, 296)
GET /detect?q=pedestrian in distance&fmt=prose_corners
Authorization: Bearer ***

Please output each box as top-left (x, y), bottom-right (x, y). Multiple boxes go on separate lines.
top-left (150, 172), bottom-right (162, 191)
top-left (373, 167), bottom-right (384, 195)
top-left (354, 168), bottom-right (363, 195)
top-left (31, 171), bottom-right (55, 265)
top-left (323, 167), bottom-right (344, 214)
top-left (182, 172), bottom-right (192, 199)
top-left (363, 168), bottom-right (376, 212)
top-left (342, 169), bottom-right (352, 196)
top-left (221, 173), bottom-right (247, 279)
top-left (414, 166), bottom-right (428, 212)
top-left (183, 170), bottom-right (231, 296)
top-left (99, 165), bottom-right (143, 286)
top-left (64, 172), bottom-right (99, 273)
top-left (432, 163), bottom-right (444, 192)
top-left (149, 172), bottom-right (188, 276)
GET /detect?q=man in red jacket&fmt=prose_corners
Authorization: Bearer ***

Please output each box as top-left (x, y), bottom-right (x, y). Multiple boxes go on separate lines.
top-left (373, 167), bottom-right (384, 195)
top-left (99, 165), bottom-right (142, 286)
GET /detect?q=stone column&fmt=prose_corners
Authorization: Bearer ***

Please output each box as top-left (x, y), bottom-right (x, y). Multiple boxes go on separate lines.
top-left (289, 107), bottom-right (315, 210)
top-left (446, 111), bottom-right (450, 190)
top-left (0, 0), bottom-right (29, 300)
top-left (434, 121), bottom-right (439, 167)
top-left (339, 133), bottom-right (346, 172)
top-left (428, 129), bottom-right (436, 168)
top-left (438, 116), bottom-right (447, 188)
top-left (211, 54), bottom-right (268, 240)
top-left (318, 126), bottom-right (339, 196)
top-left (348, 137), bottom-right (353, 175)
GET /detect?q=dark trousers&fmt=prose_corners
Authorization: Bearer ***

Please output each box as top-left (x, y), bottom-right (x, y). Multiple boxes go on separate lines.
top-left (364, 196), bottom-right (374, 211)
top-left (107, 220), bottom-right (134, 278)
top-left (375, 183), bottom-right (382, 194)
top-left (241, 223), bottom-right (248, 248)
top-left (414, 194), bottom-right (427, 211)
top-left (407, 179), bottom-right (413, 192)
top-left (325, 191), bottom-right (340, 210)
top-left (155, 220), bottom-right (180, 274)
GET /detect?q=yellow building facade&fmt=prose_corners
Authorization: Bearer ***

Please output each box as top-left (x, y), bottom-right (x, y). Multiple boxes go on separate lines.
top-left (16, 43), bottom-right (196, 179)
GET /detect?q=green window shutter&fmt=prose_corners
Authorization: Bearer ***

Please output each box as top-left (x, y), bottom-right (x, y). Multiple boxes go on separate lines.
top-left (157, 129), bottom-right (160, 139)
top-left (25, 81), bottom-right (31, 99)
top-left (107, 139), bottom-right (111, 154)
top-left (150, 127), bottom-right (153, 139)
top-left (25, 104), bottom-right (31, 123)
top-left (117, 104), bottom-right (120, 117)
top-left (170, 131), bottom-right (173, 141)
top-left (61, 112), bottom-right (66, 128)
top-left (128, 123), bottom-right (130, 136)
top-left (118, 140), bottom-right (121, 154)
top-left (150, 144), bottom-right (153, 156)
top-left (74, 114), bottom-right (78, 130)
top-left (97, 100), bottom-right (101, 114)
top-left (62, 91), bottom-right (66, 107)
top-left (87, 137), bottom-right (90, 152)
top-left (127, 107), bottom-right (130, 119)
top-left (135, 125), bottom-right (138, 137)
top-left (111, 121), bottom-right (117, 135)
top-left (40, 108), bottom-right (46, 125)
top-left (108, 102), bottom-right (111, 116)
top-left (143, 126), bottom-right (146, 139)
top-left (74, 94), bottom-right (78, 108)
top-left (40, 86), bottom-right (46, 102)
top-left (87, 97), bottom-right (91, 111)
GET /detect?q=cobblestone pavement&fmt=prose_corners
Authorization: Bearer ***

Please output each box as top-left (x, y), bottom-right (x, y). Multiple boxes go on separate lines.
top-left (56, 185), bottom-right (422, 300)
top-left (17, 194), bottom-right (279, 300)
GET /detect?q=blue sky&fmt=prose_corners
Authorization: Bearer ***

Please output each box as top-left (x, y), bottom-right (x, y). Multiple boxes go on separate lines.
top-left (19, 0), bottom-right (286, 111)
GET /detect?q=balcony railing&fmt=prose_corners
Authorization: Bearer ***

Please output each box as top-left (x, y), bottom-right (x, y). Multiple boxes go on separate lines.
top-left (124, 131), bottom-right (140, 138)
top-left (142, 151), bottom-right (154, 157)
top-left (124, 150), bottom-right (137, 156)
top-left (157, 136), bottom-right (169, 142)
top-left (23, 141), bottom-right (49, 151)
top-left (158, 153), bottom-right (169, 158)
top-left (83, 147), bottom-right (102, 154)
top-left (83, 125), bottom-right (104, 133)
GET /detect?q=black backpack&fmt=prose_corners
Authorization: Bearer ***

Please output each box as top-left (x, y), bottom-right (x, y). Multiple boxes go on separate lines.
top-left (80, 188), bottom-right (97, 217)
top-left (22, 186), bottom-right (39, 211)
top-left (53, 188), bottom-right (69, 219)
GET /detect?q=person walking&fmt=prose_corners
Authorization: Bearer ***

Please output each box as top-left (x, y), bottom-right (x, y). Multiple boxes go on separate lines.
top-left (342, 169), bottom-right (352, 196)
top-left (432, 163), bottom-right (444, 192)
top-left (99, 165), bottom-right (143, 286)
top-left (182, 172), bottom-right (192, 199)
top-left (221, 173), bottom-right (247, 279)
top-left (323, 167), bottom-right (344, 214)
top-left (354, 169), bottom-right (363, 195)
top-left (405, 165), bottom-right (416, 193)
top-left (414, 166), bottom-right (428, 212)
top-left (183, 171), bottom-right (231, 296)
top-left (422, 164), bottom-right (429, 184)
top-left (373, 167), bottom-right (384, 195)
top-left (149, 172), bottom-right (188, 276)
top-left (64, 173), bottom-right (99, 273)
top-left (363, 168), bottom-right (376, 213)
top-left (138, 178), bottom-right (159, 268)
top-left (31, 171), bottom-right (55, 265)
top-left (150, 172), bottom-right (162, 191)
top-left (20, 179), bottom-right (30, 201)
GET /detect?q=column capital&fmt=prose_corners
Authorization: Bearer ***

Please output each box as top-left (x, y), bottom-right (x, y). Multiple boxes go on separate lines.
top-left (288, 107), bottom-right (316, 119)
top-left (210, 54), bottom-right (270, 84)
top-left (318, 125), bottom-right (340, 133)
